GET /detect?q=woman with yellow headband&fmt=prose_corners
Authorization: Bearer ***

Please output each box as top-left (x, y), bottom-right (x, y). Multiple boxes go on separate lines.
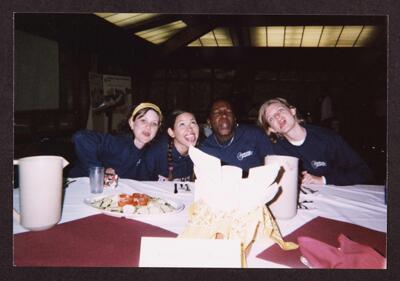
top-left (68, 102), bottom-right (163, 183)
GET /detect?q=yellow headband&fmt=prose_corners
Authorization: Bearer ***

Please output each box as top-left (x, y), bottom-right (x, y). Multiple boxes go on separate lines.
top-left (131, 102), bottom-right (163, 121)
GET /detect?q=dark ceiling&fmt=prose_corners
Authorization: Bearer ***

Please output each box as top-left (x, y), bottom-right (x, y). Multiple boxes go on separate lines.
top-left (114, 14), bottom-right (386, 52)
top-left (14, 13), bottom-right (387, 72)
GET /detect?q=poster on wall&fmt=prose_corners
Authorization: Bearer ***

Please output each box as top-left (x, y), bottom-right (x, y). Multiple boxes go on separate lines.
top-left (102, 74), bottom-right (132, 132)
top-left (87, 73), bottom-right (132, 132)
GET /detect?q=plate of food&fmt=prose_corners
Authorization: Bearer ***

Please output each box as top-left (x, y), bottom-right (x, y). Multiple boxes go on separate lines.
top-left (84, 192), bottom-right (184, 218)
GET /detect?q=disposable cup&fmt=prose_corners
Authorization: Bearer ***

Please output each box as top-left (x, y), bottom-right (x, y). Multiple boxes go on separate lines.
top-left (89, 166), bottom-right (104, 194)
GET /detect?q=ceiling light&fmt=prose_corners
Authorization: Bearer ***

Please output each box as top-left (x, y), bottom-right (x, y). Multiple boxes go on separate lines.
top-left (95, 13), bottom-right (160, 28)
top-left (336, 25), bottom-right (363, 47)
top-left (354, 25), bottom-right (379, 47)
top-left (250, 27), bottom-right (267, 47)
top-left (301, 26), bottom-right (323, 47)
top-left (213, 28), bottom-right (233, 47)
top-left (319, 26), bottom-right (343, 47)
top-left (135, 20), bottom-right (187, 44)
top-left (267, 26), bottom-right (285, 47)
top-left (197, 30), bottom-right (217, 47)
top-left (285, 26), bottom-right (304, 47)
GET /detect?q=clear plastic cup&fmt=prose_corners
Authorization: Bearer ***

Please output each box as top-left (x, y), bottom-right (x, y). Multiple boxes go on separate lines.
top-left (89, 166), bottom-right (104, 194)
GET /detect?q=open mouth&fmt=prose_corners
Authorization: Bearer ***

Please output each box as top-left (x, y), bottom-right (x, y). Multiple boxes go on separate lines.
top-left (184, 133), bottom-right (197, 143)
top-left (219, 119), bottom-right (231, 130)
top-left (278, 120), bottom-right (286, 130)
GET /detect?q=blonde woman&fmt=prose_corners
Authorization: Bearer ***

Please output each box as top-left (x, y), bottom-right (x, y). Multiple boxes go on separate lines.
top-left (258, 97), bottom-right (372, 186)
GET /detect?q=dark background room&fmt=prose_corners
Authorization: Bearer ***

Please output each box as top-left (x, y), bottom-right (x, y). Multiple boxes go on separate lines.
top-left (14, 13), bottom-right (387, 184)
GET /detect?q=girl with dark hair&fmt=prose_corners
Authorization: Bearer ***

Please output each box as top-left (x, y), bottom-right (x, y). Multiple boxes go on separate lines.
top-left (257, 97), bottom-right (372, 186)
top-left (138, 110), bottom-right (200, 181)
top-left (68, 102), bottom-right (163, 181)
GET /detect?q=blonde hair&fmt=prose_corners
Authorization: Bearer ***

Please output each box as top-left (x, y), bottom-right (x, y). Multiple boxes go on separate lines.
top-left (257, 97), bottom-right (303, 143)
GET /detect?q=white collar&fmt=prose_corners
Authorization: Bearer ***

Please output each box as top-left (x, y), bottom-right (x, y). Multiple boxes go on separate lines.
top-left (288, 130), bottom-right (306, 146)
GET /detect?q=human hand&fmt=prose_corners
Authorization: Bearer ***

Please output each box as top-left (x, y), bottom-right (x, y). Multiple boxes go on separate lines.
top-left (104, 167), bottom-right (119, 188)
top-left (301, 171), bottom-right (324, 185)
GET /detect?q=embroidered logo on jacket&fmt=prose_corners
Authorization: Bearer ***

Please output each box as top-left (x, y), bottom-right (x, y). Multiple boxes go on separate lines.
top-left (311, 160), bottom-right (327, 169)
top-left (237, 150), bottom-right (254, 161)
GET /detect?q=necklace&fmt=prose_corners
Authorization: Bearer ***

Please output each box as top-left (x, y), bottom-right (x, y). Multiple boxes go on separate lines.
top-left (214, 134), bottom-right (235, 148)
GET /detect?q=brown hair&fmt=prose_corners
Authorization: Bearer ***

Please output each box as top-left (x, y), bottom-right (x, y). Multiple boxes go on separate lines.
top-left (131, 103), bottom-right (163, 124)
top-left (257, 97), bottom-right (304, 143)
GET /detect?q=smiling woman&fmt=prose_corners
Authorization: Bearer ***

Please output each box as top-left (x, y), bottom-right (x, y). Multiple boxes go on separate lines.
top-left (137, 109), bottom-right (200, 182)
top-left (68, 103), bottom-right (163, 181)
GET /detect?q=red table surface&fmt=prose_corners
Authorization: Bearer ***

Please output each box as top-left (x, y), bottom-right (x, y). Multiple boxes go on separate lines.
top-left (256, 216), bottom-right (386, 268)
top-left (14, 214), bottom-right (177, 267)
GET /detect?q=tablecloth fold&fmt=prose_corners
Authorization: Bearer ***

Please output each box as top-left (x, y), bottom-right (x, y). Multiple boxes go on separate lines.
top-left (14, 214), bottom-right (177, 267)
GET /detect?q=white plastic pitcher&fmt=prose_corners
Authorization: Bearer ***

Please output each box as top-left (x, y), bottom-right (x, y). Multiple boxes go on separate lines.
top-left (13, 155), bottom-right (69, 231)
top-left (265, 155), bottom-right (299, 220)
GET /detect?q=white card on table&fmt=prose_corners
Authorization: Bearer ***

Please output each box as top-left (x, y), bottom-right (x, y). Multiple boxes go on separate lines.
top-left (139, 237), bottom-right (242, 268)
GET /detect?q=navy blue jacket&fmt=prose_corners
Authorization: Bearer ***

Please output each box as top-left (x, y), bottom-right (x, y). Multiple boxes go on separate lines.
top-left (272, 124), bottom-right (372, 185)
top-left (68, 130), bottom-right (144, 179)
top-left (138, 134), bottom-right (194, 181)
top-left (199, 124), bottom-right (274, 172)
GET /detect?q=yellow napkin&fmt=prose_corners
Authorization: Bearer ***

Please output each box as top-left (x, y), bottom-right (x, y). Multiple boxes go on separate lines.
top-left (179, 201), bottom-right (298, 267)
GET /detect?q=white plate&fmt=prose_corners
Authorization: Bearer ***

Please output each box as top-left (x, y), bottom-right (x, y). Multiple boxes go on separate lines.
top-left (84, 193), bottom-right (185, 218)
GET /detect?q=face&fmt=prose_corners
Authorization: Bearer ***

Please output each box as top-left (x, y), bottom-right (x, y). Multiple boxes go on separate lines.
top-left (208, 100), bottom-right (236, 141)
top-left (129, 109), bottom-right (160, 147)
top-left (264, 102), bottom-right (297, 135)
top-left (168, 112), bottom-right (200, 150)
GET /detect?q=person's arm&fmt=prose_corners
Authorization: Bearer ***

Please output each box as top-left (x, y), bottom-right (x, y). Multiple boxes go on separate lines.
top-left (257, 128), bottom-right (275, 158)
top-left (69, 130), bottom-right (107, 177)
top-left (323, 134), bottom-right (373, 185)
top-left (136, 144), bottom-right (160, 181)
top-left (301, 171), bottom-right (325, 185)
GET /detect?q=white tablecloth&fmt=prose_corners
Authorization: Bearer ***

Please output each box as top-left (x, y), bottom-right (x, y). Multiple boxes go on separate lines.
top-left (13, 178), bottom-right (387, 268)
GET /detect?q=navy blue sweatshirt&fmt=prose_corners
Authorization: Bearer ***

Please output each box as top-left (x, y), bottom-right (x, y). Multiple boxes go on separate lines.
top-left (272, 124), bottom-right (372, 185)
top-left (138, 134), bottom-right (194, 181)
top-left (68, 130), bottom-right (144, 179)
top-left (199, 124), bottom-right (274, 172)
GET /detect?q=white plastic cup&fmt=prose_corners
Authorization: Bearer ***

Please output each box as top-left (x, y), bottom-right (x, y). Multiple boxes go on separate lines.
top-left (89, 166), bottom-right (104, 194)
top-left (265, 155), bottom-right (299, 220)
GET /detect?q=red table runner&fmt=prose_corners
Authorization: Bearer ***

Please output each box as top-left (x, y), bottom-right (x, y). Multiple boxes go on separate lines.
top-left (14, 214), bottom-right (177, 267)
top-left (256, 216), bottom-right (386, 268)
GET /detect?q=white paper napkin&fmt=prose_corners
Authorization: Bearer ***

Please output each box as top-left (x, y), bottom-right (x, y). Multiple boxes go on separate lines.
top-left (189, 146), bottom-right (281, 213)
